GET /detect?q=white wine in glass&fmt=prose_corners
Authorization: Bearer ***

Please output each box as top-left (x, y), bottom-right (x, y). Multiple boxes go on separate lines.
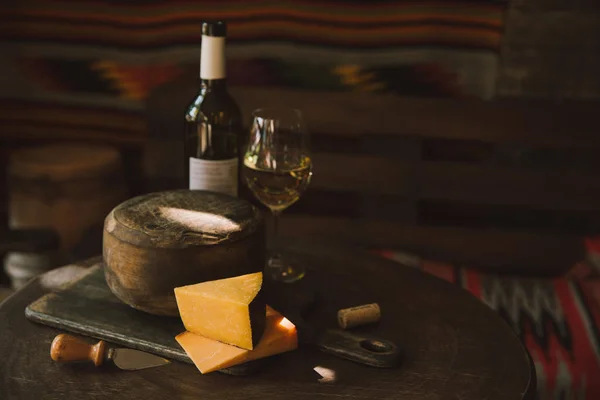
top-left (243, 108), bottom-right (312, 282)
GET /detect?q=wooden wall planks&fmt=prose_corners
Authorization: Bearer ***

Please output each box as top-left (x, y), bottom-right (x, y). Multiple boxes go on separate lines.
top-left (309, 152), bottom-right (600, 211)
top-left (275, 215), bottom-right (584, 275)
top-left (3, 84), bottom-right (598, 274)
top-left (231, 87), bottom-right (600, 149)
top-left (227, 87), bottom-right (600, 273)
top-left (0, 100), bottom-right (146, 145)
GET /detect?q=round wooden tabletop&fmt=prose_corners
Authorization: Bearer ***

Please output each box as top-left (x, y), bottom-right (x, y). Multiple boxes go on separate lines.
top-left (0, 239), bottom-right (535, 400)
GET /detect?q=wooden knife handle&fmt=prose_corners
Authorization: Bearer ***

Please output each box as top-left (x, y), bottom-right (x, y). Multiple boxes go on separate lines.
top-left (50, 334), bottom-right (106, 366)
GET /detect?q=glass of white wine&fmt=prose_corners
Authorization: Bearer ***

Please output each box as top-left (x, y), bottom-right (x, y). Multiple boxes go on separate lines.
top-left (243, 108), bottom-right (312, 282)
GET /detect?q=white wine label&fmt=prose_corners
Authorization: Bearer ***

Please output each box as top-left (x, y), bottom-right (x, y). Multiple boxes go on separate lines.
top-left (189, 157), bottom-right (238, 197)
top-left (200, 36), bottom-right (226, 80)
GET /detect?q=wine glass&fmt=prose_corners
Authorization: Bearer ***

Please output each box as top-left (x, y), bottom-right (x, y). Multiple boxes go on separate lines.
top-left (243, 108), bottom-right (312, 283)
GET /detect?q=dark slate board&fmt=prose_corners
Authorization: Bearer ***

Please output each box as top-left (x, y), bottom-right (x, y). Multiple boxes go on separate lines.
top-left (25, 265), bottom-right (192, 364)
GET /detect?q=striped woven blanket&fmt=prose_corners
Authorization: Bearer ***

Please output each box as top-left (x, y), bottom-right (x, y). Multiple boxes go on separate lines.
top-left (0, 0), bottom-right (509, 143)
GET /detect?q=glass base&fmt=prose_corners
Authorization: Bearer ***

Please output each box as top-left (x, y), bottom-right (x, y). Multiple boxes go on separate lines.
top-left (266, 254), bottom-right (305, 283)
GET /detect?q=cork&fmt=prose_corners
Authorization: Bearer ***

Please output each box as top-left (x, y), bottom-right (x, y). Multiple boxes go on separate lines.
top-left (337, 303), bottom-right (381, 329)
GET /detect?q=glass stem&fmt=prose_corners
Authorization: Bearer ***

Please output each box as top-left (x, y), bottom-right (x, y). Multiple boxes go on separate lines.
top-left (271, 210), bottom-right (282, 259)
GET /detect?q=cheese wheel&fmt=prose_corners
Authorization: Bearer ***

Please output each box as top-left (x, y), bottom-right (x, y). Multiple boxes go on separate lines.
top-left (103, 190), bottom-right (266, 316)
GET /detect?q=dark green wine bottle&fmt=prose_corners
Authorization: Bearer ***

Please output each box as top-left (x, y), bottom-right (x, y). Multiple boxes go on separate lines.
top-left (184, 21), bottom-right (242, 196)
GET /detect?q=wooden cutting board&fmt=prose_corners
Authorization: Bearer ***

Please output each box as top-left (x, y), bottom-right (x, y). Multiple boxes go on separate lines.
top-left (24, 263), bottom-right (316, 367)
top-left (25, 265), bottom-right (192, 364)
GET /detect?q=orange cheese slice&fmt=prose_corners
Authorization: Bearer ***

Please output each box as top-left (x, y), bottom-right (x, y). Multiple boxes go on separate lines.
top-left (176, 309), bottom-right (298, 373)
top-left (174, 272), bottom-right (266, 350)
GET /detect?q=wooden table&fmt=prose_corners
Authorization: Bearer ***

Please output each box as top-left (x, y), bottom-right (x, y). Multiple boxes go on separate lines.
top-left (0, 239), bottom-right (535, 399)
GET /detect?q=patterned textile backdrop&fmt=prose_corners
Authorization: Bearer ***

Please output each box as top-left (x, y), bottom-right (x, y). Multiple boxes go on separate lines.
top-left (0, 0), bottom-right (510, 144)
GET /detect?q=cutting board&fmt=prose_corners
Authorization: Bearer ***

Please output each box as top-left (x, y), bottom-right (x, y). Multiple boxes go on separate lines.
top-left (25, 263), bottom-right (317, 366)
top-left (25, 265), bottom-right (192, 363)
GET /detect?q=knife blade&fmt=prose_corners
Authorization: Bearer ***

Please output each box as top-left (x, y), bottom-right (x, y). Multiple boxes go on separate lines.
top-left (50, 333), bottom-right (170, 370)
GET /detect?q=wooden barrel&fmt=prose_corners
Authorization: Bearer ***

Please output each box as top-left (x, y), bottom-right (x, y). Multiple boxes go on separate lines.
top-left (103, 190), bottom-right (266, 316)
top-left (5, 144), bottom-right (128, 287)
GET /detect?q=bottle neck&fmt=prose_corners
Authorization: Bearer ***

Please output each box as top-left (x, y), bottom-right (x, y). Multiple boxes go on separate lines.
top-left (200, 35), bottom-right (226, 80)
top-left (201, 79), bottom-right (228, 92)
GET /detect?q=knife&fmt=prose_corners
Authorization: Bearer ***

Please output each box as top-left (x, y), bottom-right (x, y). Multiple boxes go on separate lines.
top-left (50, 334), bottom-right (170, 370)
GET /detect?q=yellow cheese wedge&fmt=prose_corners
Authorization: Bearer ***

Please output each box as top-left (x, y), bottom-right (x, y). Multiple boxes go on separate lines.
top-left (174, 272), bottom-right (266, 350)
top-left (176, 309), bottom-right (298, 373)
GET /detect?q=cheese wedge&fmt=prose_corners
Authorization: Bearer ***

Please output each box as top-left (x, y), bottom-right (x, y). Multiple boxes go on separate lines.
top-left (176, 308), bottom-right (298, 373)
top-left (174, 272), bottom-right (266, 350)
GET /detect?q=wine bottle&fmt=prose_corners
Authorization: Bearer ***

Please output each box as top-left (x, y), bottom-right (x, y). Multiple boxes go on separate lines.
top-left (184, 21), bottom-right (242, 197)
